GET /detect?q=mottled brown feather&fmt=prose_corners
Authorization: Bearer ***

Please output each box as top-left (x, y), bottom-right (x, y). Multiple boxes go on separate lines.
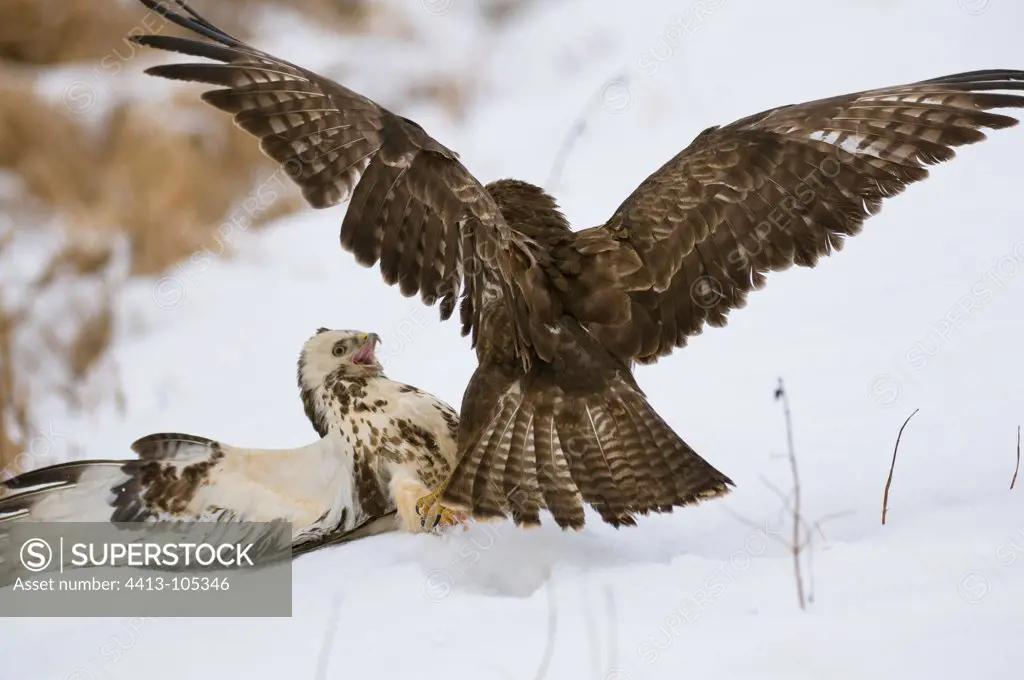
top-left (584, 70), bottom-right (1024, 364)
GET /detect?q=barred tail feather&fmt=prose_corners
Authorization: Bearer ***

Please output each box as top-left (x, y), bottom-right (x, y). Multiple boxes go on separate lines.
top-left (501, 403), bottom-right (542, 526)
top-left (535, 408), bottom-right (584, 528)
top-left (443, 362), bottom-right (734, 530)
top-left (557, 379), bottom-right (732, 527)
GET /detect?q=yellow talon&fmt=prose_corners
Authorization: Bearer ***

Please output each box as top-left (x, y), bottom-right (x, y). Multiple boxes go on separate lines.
top-left (415, 488), bottom-right (440, 520)
top-left (416, 488), bottom-right (468, 533)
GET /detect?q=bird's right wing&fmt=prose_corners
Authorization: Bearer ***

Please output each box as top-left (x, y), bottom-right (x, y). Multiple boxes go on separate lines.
top-left (575, 70), bottom-right (1024, 365)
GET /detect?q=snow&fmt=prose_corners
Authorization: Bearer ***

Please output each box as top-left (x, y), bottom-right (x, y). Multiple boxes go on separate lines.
top-left (3, 0), bottom-right (1024, 678)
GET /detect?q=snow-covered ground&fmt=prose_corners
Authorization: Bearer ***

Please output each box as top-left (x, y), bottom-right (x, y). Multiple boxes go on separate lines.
top-left (3, 0), bottom-right (1024, 678)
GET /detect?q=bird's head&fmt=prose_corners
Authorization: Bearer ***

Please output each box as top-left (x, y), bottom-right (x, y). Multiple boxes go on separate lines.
top-left (298, 328), bottom-right (383, 391)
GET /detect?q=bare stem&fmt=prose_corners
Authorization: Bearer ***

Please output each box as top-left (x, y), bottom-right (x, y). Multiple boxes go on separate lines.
top-left (775, 378), bottom-right (805, 611)
top-left (882, 408), bottom-right (920, 525)
top-left (1012, 425), bottom-right (1020, 491)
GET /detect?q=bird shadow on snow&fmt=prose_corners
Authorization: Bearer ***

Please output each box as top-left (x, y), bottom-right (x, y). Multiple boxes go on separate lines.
top-left (298, 505), bottom-right (756, 600)
top-left (412, 516), bottom-right (637, 598)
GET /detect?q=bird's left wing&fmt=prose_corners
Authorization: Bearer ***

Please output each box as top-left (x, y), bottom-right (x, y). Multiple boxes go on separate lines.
top-left (129, 0), bottom-right (490, 316)
top-left (0, 433), bottom-right (375, 551)
top-left (576, 70), bottom-right (1024, 364)
top-left (131, 0), bottom-right (612, 367)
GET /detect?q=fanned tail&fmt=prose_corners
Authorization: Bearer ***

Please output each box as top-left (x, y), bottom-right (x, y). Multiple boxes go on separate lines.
top-left (442, 322), bottom-right (733, 529)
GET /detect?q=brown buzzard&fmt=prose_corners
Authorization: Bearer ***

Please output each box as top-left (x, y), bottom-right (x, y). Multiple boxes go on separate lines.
top-left (133, 0), bottom-right (1024, 530)
top-left (0, 329), bottom-right (463, 555)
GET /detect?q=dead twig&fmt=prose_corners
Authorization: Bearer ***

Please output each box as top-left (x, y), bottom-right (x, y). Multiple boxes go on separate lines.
top-left (545, 72), bottom-right (629, 192)
top-left (881, 408), bottom-right (920, 526)
top-left (774, 378), bottom-right (806, 611)
top-left (721, 466), bottom-right (853, 611)
top-left (1012, 425), bottom-right (1020, 490)
top-left (314, 591), bottom-right (345, 680)
top-left (757, 474), bottom-right (854, 539)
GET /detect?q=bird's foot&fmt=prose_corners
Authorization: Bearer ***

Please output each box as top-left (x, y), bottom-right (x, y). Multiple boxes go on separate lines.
top-left (415, 490), bottom-right (469, 533)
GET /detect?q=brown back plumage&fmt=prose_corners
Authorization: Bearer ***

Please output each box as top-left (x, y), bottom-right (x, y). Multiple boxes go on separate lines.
top-left (133, 1), bottom-right (1024, 530)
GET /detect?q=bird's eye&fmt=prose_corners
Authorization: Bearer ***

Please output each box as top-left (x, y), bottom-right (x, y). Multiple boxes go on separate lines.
top-left (332, 343), bottom-right (345, 357)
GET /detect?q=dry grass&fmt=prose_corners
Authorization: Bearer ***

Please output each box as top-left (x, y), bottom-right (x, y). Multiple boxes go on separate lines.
top-left (0, 233), bottom-right (116, 477)
top-left (0, 77), bottom-right (299, 469)
top-left (0, 76), bottom-right (304, 273)
top-left (405, 75), bottom-right (472, 121)
top-left (97, 95), bottom-right (304, 275)
top-left (0, 292), bottom-right (28, 476)
top-left (0, 0), bottom-right (371, 67)
top-left (0, 0), bottom-right (147, 66)
top-left (0, 0), bottom-right (319, 472)
top-left (0, 76), bottom-right (97, 213)
top-left (33, 239), bottom-right (114, 289)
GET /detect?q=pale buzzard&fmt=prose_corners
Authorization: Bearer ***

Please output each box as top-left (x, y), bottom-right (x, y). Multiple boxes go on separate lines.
top-left (132, 0), bottom-right (1024, 531)
top-left (0, 329), bottom-right (462, 554)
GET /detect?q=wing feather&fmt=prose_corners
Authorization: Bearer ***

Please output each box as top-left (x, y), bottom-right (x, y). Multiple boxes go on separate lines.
top-left (131, 0), bottom-right (562, 368)
top-left (581, 70), bottom-right (1024, 363)
top-left (0, 434), bottom-right (357, 547)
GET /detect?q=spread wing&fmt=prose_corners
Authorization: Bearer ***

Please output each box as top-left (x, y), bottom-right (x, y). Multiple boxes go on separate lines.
top-left (580, 70), bottom-right (1024, 364)
top-left (131, 0), bottom-right (613, 368)
top-left (0, 434), bottom-right (370, 544)
top-left (0, 433), bottom-right (403, 573)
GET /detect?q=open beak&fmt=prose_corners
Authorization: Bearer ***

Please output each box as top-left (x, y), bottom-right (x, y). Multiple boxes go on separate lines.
top-left (352, 333), bottom-right (380, 365)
